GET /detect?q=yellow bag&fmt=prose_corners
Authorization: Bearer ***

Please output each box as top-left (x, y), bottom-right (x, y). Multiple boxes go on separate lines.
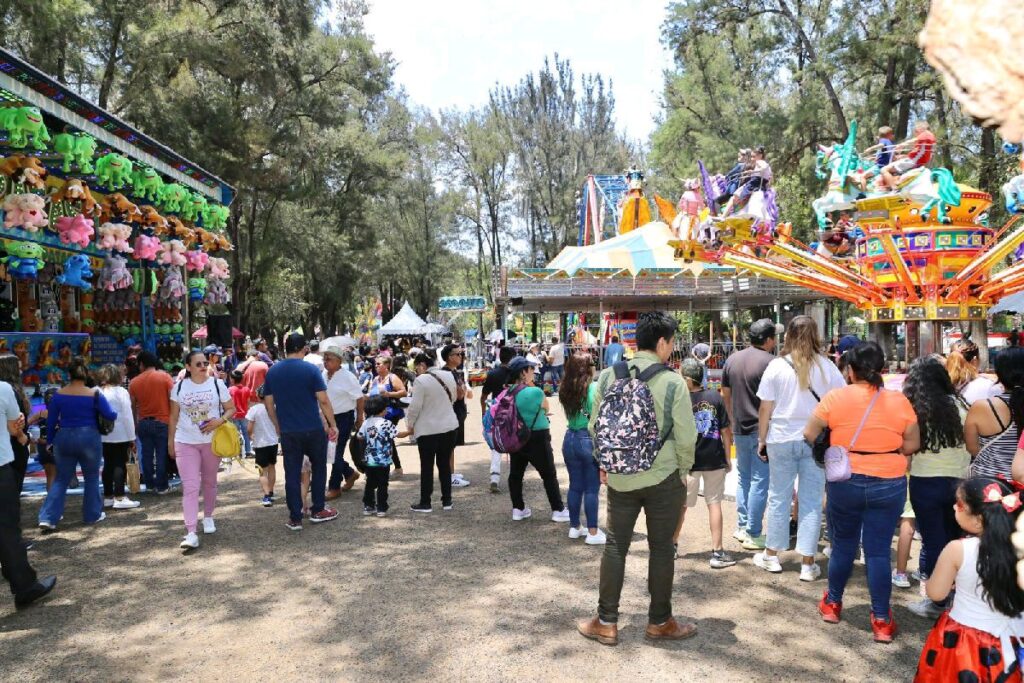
top-left (126, 450), bottom-right (141, 494)
top-left (211, 420), bottom-right (242, 459)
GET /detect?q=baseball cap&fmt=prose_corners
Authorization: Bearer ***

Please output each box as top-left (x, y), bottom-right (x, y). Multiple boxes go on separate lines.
top-left (837, 334), bottom-right (861, 353)
top-left (749, 318), bottom-right (777, 343)
top-left (203, 344), bottom-right (221, 355)
top-left (508, 356), bottom-right (532, 375)
top-left (680, 358), bottom-right (705, 384)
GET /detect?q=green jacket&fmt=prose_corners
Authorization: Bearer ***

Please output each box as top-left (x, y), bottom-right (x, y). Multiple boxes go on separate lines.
top-left (588, 351), bottom-right (696, 492)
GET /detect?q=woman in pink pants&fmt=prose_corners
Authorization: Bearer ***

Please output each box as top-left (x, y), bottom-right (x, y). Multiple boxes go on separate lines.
top-left (168, 350), bottom-right (235, 551)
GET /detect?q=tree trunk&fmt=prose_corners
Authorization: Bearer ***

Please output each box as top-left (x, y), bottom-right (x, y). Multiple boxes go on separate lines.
top-left (979, 127), bottom-right (998, 195)
top-left (98, 12), bottom-right (125, 109)
top-left (895, 54), bottom-right (917, 139)
top-left (934, 89), bottom-right (953, 169)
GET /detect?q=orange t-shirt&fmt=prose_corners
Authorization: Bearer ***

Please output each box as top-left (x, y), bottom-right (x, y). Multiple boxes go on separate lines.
top-left (812, 384), bottom-right (917, 478)
top-left (128, 368), bottom-right (174, 423)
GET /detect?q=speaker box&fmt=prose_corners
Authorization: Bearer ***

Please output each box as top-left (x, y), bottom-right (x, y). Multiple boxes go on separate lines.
top-left (206, 314), bottom-right (233, 349)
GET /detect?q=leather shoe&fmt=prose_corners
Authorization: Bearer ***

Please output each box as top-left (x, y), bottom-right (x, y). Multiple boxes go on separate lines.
top-left (645, 617), bottom-right (697, 641)
top-left (15, 575), bottom-right (56, 610)
top-left (577, 616), bottom-right (618, 646)
top-left (341, 471), bottom-right (360, 491)
top-left (325, 489), bottom-right (342, 501)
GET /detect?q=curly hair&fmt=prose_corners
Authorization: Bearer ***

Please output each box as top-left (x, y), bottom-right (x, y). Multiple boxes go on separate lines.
top-left (558, 353), bottom-right (595, 419)
top-left (903, 356), bottom-right (965, 453)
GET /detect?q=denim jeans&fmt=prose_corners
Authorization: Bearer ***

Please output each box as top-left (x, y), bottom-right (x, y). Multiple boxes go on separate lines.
top-left (765, 439), bottom-right (824, 556)
top-left (233, 417), bottom-right (252, 455)
top-left (735, 432), bottom-right (769, 536)
top-left (137, 418), bottom-right (169, 492)
top-left (280, 429), bottom-right (328, 522)
top-left (909, 475), bottom-right (962, 578)
top-left (40, 426), bottom-right (104, 525)
top-left (327, 411), bottom-right (356, 491)
top-left (550, 365), bottom-right (564, 391)
top-left (826, 474), bottom-right (906, 617)
top-left (562, 427), bottom-right (600, 529)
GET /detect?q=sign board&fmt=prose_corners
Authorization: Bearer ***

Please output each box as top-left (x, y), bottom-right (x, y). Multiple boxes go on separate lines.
top-left (91, 334), bottom-right (126, 365)
top-left (438, 296), bottom-right (487, 312)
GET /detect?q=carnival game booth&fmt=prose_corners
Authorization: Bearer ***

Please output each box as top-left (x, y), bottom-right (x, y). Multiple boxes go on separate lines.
top-left (0, 48), bottom-right (235, 387)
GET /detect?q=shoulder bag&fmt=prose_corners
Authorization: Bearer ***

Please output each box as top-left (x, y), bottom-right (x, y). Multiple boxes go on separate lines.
top-left (823, 389), bottom-right (883, 483)
top-left (94, 390), bottom-right (116, 435)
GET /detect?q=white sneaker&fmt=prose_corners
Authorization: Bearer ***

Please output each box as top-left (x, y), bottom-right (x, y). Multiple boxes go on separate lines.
top-left (202, 518), bottom-right (216, 534)
top-left (551, 509), bottom-right (571, 523)
top-left (753, 552), bottom-right (782, 573)
top-left (799, 563), bottom-right (821, 582)
top-left (113, 498), bottom-right (141, 509)
top-left (822, 545), bottom-right (832, 558)
top-left (568, 526), bottom-right (585, 539)
top-left (732, 528), bottom-right (749, 543)
top-left (585, 529), bottom-right (607, 545)
top-left (180, 532), bottom-right (199, 549)
top-left (512, 507), bottom-right (532, 521)
top-left (451, 475), bottom-right (470, 488)
top-left (103, 498), bottom-right (115, 508)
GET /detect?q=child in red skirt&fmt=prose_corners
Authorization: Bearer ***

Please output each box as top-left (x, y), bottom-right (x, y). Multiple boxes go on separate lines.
top-left (914, 477), bottom-right (1024, 682)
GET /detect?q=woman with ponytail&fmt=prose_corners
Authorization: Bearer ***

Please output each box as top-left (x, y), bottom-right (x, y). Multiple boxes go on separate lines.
top-left (805, 341), bottom-right (920, 643)
top-left (964, 347), bottom-right (1024, 480)
top-left (914, 477), bottom-right (1024, 682)
top-left (947, 340), bottom-right (1001, 405)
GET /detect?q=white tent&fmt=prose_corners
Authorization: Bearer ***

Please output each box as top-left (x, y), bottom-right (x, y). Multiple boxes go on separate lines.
top-left (377, 302), bottom-right (428, 336)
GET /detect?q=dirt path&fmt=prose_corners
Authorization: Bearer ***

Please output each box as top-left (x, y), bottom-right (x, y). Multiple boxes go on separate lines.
top-left (1, 400), bottom-right (928, 681)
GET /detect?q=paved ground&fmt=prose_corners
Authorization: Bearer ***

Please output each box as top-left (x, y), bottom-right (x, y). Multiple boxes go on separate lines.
top-left (1, 400), bottom-right (929, 681)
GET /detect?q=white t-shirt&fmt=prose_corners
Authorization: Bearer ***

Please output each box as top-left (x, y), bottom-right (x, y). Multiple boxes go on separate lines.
top-left (304, 353), bottom-right (324, 371)
top-left (757, 355), bottom-right (846, 443)
top-left (323, 367), bottom-right (363, 414)
top-left (245, 403), bottom-right (279, 449)
top-left (526, 352), bottom-right (543, 369)
top-left (101, 385), bottom-right (136, 443)
top-left (170, 377), bottom-right (228, 445)
top-left (549, 344), bottom-right (566, 367)
top-left (960, 376), bottom-right (1002, 405)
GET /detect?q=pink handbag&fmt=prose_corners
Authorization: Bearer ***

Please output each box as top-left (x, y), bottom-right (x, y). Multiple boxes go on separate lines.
top-left (824, 390), bottom-right (882, 483)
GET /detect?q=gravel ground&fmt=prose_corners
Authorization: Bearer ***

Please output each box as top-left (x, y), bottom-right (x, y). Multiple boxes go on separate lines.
top-left (1, 400), bottom-right (928, 681)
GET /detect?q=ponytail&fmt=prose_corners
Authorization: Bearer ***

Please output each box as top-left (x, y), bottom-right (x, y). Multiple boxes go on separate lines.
top-left (960, 477), bottom-right (1024, 617)
top-left (945, 350), bottom-right (977, 389)
top-left (847, 341), bottom-right (885, 389)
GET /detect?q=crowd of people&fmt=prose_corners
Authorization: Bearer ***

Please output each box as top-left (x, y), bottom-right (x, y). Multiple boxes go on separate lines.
top-left (1, 315), bottom-right (1022, 681)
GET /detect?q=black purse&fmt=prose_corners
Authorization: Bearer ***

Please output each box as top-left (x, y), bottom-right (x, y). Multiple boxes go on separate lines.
top-left (94, 391), bottom-right (115, 435)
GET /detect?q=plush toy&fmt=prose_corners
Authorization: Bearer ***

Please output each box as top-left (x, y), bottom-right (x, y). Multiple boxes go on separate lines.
top-left (51, 178), bottom-right (98, 216)
top-left (158, 183), bottom-right (189, 213)
top-left (95, 152), bottom-right (134, 190)
top-left (38, 285), bottom-right (61, 333)
top-left (55, 214), bottom-right (95, 248)
top-left (215, 234), bottom-right (233, 252)
top-left (166, 216), bottom-right (192, 242)
top-left (188, 277), bottom-right (208, 301)
top-left (131, 234), bottom-right (161, 261)
top-left (2, 193), bottom-right (48, 231)
top-left (56, 254), bottom-right (94, 290)
top-left (98, 222), bottom-right (133, 252)
top-left (159, 267), bottom-right (187, 301)
top-left (133, 267), bottom-right (158, 295)
top-left (205, 257), bottom-right (230, 280)
top-left (138, 205), bottom-right (169, 235)
top-left (98, 255), bottom-right (133, 291)
top-left (52, 132), bottom-right (97, 173)
top-left (201, 204), bottom-right (230, 230)
top-left (157, 239), bottom-right (187, 266)
top-left (130, 166), bottom-right (164, 201)
top-left (181, 192), bottom-right (208, 222)
top-left (184, 249), bottom-right (209, 272)
top-left (0, 106), bottom-right (51, 150)
top-left (99, 193), bottom-right (142, 224)
top-left (0, 154), bottom-right (47, 189)
top-left (193, 227), bottom-right (216, 252)
top-left (2, 242), bottom-right (45, 279)
top-left (204, 277), bottom-right (230, 306)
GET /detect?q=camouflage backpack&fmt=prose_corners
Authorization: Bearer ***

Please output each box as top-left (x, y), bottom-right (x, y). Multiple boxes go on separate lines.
top-left (594, 361), bottom-right (676, 474)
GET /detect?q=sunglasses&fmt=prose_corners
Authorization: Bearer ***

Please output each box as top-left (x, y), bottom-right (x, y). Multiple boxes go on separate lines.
top-left (194, 361), bottom-right (210, 368)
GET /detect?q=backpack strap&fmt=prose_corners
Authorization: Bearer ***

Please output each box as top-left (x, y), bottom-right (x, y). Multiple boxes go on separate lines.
top-left (658, 382), bottom-right (676, 446)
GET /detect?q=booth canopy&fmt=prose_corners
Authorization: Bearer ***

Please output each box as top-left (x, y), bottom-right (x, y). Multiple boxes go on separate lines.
top-left (192, 325), bottom-right (244, 339)
top-left (377, 302), bottom-right (428, 336)
top-left (548, 221), bottom-right (710, 277)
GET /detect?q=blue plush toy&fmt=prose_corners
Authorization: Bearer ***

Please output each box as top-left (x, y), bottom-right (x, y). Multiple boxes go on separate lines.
top-left (56, 254), bottom-right (95, 290)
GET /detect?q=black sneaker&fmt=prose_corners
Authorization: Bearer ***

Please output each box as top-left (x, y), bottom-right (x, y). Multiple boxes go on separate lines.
top-left (15, 575), bottom-right (56, 609)
top-left (362, 505), bottom-right (375, 516)
top-left (410, 503), bottom-right (432, 513)
top-left (442, 502), bottom-right (454, 511)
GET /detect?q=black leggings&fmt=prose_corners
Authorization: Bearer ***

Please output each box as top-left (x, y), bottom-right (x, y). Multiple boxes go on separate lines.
top-left (508, 429), bottom-right (565, 512)
top-left (10, 435), bottom-right (29, 492)
top-left (417, 431), bottom-right (455, 507)
top-left (102, 441), bottom-right (132, 497)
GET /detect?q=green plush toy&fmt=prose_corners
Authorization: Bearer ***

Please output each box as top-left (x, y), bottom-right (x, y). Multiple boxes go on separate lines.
top-left (131, 166), bottom-right (164, 201)
top-left (201, 204), bottom-right (230, 230)
top-left (159, 183), bottom-right (189, 213)
top-left (2, 106), bottom-right (51, 150)
top-left (53, 132), bottom-right (97, 173)
top-left (95, 152), bottom-right (134, 190)
top-left (3, 242), bottom-right (46, 279)
top-left (180, 191), bottom-right (208, 222)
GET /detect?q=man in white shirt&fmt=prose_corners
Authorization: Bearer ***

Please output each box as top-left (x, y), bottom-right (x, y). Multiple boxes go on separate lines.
top-left (323, 345), bottom-right (365, 500)
top-left (304, 340), bottom-right (324, 371)
top-left (548, 336), bottom-right (566, 392)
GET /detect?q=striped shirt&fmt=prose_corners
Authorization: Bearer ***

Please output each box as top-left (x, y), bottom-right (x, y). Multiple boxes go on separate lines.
top-left (971, 395), bottom-right (1018, 479)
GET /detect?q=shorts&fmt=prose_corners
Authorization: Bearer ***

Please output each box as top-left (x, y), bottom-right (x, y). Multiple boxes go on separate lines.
top-left (254, 445), bottom-right (278, 468)
top-left (888, 157), bottom-right (916, 175)
top-left (686, 468), bottom-right (727, 507)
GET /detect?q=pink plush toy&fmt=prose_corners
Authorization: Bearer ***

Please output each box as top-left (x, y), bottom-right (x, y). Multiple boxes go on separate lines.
top-left (205, 256), bottom-right (230, 280)
top-left (56, 213), bottom-right (95, 248)
top-left (132, 234), bottom-right (161, 261)
top-left (98, 222), bottom-right (132, 253)
top-left (157, 239), bottom-right (187, 266)
top-left (184, 249), bottom-right (209, 272)
top-left (4, 193), bottom-right (48, 232)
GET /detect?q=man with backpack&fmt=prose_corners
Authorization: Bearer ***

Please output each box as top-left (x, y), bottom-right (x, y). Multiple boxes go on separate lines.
top-left (577, 311), bottom-right (697, 646)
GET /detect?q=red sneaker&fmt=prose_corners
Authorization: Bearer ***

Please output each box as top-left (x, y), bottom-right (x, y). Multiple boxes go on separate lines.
top-left (310, 507), bottom-right (339, 523)
top-left (818, 592), bottom-right (842, 624)
top-left (871, 611), bottom-right (898, 643)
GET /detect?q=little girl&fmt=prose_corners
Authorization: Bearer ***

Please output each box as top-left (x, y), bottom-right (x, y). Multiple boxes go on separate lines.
top-left (914, 477), bottom-right (1024, 682)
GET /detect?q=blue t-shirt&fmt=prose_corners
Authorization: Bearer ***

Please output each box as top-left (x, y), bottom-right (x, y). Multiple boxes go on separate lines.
top-left (876, 138), bottom-right (894, 167)
top-left (604, 343), bottom-right (625, 367)
top-left (263, 358), bottom-right (327, 434)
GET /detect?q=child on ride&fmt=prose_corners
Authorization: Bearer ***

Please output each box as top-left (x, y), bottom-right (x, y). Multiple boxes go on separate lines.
top-left (723, 146), bottom-right (771, 217)
top-left (880, 121), bottom-right (936, 190)
top-left (856, 126), bottom-right (895, 191)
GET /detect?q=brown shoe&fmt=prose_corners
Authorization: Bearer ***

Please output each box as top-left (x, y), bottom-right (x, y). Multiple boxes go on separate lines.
top-left (341, 471), bottom-right (360, 491)
top-left (645, 617), bottom-right (697, 641)
top-left (325, 489), bottom-right (342, 500)
top-left (577, 616), bottom-right (618, 646)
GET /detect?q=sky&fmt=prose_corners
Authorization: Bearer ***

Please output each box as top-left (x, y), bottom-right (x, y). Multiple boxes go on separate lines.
top-left (362, 0), bottom-right (674, 144)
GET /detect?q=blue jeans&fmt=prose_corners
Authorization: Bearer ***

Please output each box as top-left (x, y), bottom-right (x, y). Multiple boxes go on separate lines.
top-left (137, 418), bottom-right (169, 492)
top-left (39, 426), bottom-right (104, 525)
top-left (327, 411), bottom-right (356, 491)
top-left (734, 432), bottom-right (769, 536)
top-left (562, 427), bottom-right (600, 528)
top-left (234, 417), bottom-right (252, 455)
top-left (281, 429), bottom-right (328, 521)
top-left (765, 439), bottom-right (824, 556)
top-left (909, 475), bottom-right (962, 579)
top-left (550, 365), bottom-right (564, 391)
top-left (826, 474), bottom-right (906, 617)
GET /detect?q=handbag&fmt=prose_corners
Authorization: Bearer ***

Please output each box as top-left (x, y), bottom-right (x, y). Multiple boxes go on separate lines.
top-left (126, 449), bottom-right (141, 494)
top-left (94, 391), bottom-right (115, 435)
top-left (823, 389), bottom-right (883, 483)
